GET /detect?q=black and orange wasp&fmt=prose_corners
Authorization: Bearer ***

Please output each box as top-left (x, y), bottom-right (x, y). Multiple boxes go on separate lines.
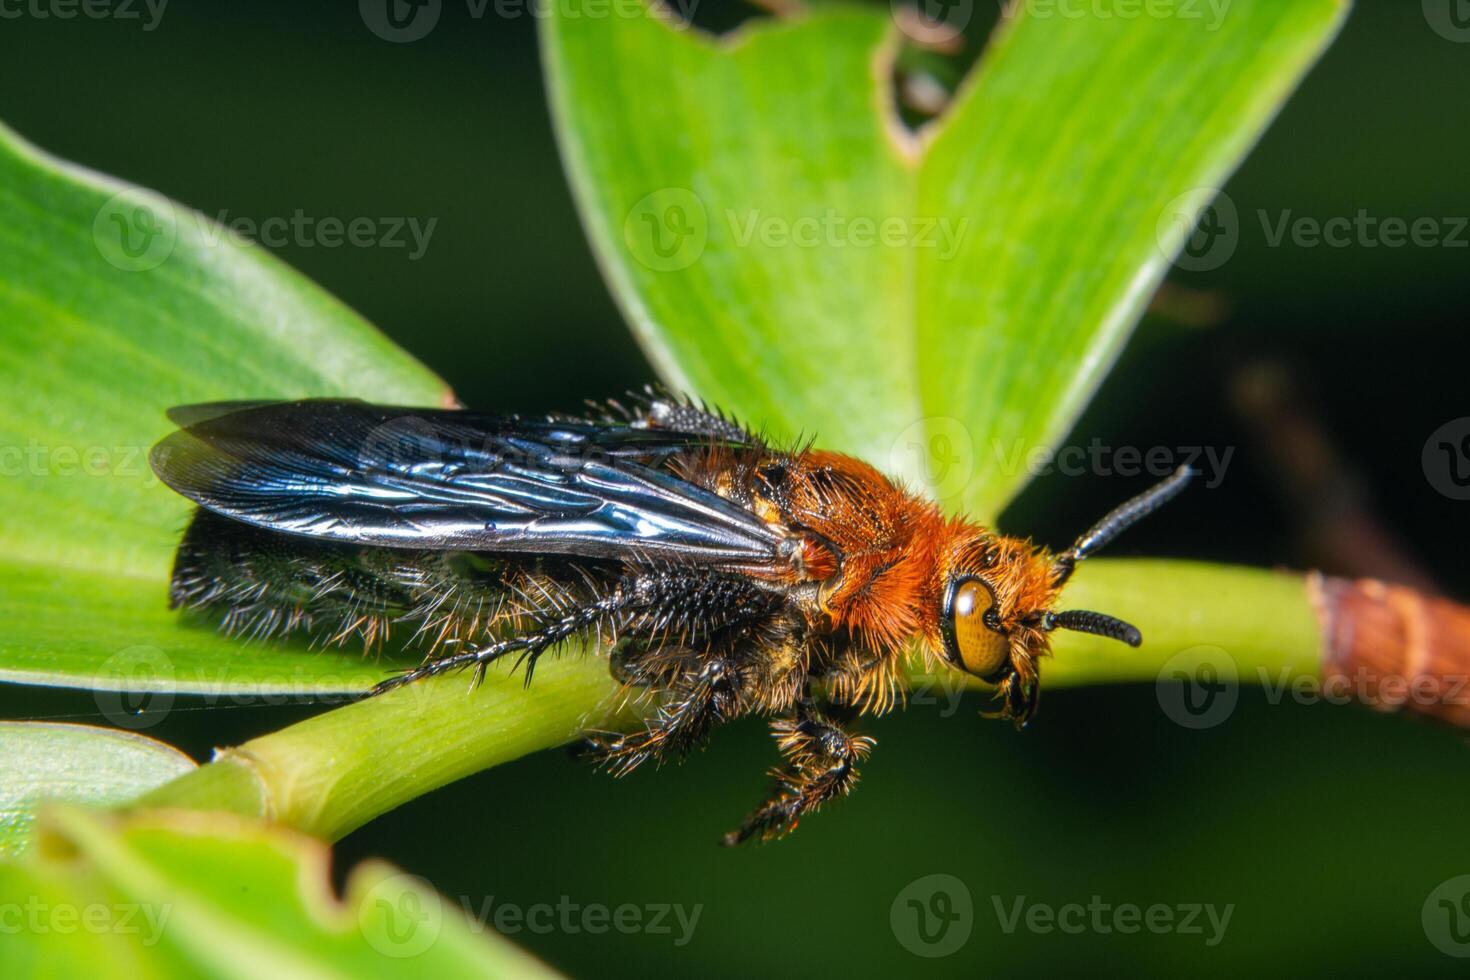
top-left (150, 392), bottom-right (1190, 843)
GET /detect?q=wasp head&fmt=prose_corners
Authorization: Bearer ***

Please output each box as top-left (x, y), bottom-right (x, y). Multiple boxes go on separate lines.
top-left (934, 467), bottom-right (1194, 727)
top-left (935, 533), bottom-right (1062, 727)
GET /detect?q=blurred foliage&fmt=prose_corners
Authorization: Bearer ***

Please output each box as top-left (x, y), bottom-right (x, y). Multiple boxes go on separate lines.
top-left (0, 723), bottom-right (194, 857)
top-left (2, 806), bottom-right (556, 977)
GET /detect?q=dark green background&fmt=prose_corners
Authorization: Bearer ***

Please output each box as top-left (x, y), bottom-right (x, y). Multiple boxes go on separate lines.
top-left (3, 1), bottom-right (1469, 976)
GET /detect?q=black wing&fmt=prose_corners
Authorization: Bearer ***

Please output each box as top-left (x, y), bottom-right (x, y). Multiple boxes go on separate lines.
top-left (149, 399), bottom-right (785, 566)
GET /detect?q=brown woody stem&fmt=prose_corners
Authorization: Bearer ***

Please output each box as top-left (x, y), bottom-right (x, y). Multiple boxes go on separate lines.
top-left (1310, 573), bottom-right (1470, 727)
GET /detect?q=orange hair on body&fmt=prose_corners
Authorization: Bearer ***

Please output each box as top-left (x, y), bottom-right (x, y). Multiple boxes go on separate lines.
top-left (678, 443), bottom-right (1065, 718)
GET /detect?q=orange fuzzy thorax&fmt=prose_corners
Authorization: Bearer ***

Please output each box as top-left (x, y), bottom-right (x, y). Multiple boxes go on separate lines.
top-left (769, 449), bottom-right (1062, 664)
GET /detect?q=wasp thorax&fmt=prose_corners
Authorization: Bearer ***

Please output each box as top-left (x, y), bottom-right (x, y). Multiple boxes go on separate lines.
top-left (948, 578), bottom-right (1011, 679)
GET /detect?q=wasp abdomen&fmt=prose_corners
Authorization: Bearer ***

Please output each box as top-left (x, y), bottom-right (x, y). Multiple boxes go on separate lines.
top-left (169, 509), bottom-right (518, 652)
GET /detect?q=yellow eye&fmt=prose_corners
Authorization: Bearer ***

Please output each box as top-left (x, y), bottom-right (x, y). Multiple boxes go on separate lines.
top-left (948, 579), bottom-right (1010, 679)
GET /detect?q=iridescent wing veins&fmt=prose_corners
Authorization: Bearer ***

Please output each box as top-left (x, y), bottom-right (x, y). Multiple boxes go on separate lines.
top-left (149, 399), bottom-right (787, 566)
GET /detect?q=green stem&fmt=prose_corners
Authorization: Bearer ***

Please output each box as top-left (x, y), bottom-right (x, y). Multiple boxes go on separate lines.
top-left (1044, 559), bottom-right (1320, 687)
top-left (138, 558), bottom-right (1322, 840)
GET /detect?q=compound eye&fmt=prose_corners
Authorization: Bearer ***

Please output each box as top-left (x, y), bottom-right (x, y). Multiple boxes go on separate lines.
top-left (950, 579), bottom-right (1010, 679)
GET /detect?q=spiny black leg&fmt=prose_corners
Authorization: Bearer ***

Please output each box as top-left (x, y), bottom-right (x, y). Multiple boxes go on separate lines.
top-left (371, 590), bottom-right (624, 696)
top-left (375, 566), bottom-right (783, 698)
top-left (723, 696), bottom-right (874, 846)
top-left (580, 654), bottom-right (745, 776)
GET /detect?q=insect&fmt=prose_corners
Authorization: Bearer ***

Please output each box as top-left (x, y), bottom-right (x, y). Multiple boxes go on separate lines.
top-left (149, 392), bottom-right (1191, 843)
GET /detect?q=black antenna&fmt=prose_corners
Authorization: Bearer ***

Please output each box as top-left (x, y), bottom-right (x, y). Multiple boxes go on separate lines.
top-left (1041, 609), bottom-right (1142, 648)
top-left (1052, 465), bottom-right (1195, 586)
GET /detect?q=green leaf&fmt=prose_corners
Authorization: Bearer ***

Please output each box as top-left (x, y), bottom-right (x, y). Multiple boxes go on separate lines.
top-left (0, 722), bottom-right (195, 858)
top-left (1, 806), bottom-right (559, 978)
top-left (543, 0), bottom-right (1349, 518)
top-left (0, 122), bottom-right (451, 693)
top-left (0, 564), bottom-right (393, 695)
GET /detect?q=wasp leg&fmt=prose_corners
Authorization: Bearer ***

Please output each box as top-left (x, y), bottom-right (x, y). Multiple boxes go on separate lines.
top-left (581, 614), bottom-right (808, 773)
top-left (580, 654), bottom-right (745, 775)
top-left (723, 697), bottom-right (875, 845)
top-left (371, 589), bottom-right (625, 695)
